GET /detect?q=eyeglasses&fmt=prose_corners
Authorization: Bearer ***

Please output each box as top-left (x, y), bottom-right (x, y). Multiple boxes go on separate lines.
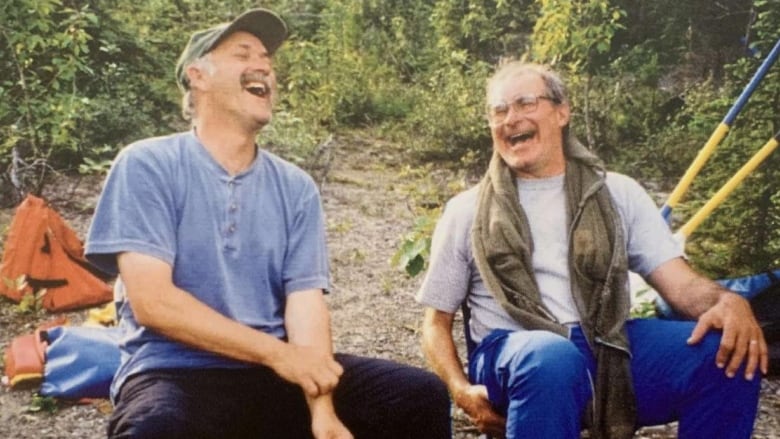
top-left (486, 94), bottom-right (559, 125)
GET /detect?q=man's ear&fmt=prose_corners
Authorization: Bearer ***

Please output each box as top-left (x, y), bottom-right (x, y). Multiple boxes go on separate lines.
top-left (556, 101), bottom-right (571, 128)
top-left (186, 64), bottom-right (207, 90)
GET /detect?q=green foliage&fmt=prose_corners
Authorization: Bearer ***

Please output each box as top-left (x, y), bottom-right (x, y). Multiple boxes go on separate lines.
top-left (395, 0), bottom-right (538, 162)
top-left (390, 164), bottom-right (468, 277)
top-left (78, 144), bottom-right (114, 175)
top-left (16, 288), bottom-right (47, 315)
top-left (392, 212), bottom-right (438, 277)
top-left (277, 1), bottom-right (420, 129)
top-left (28, 394), bottom-right (59, 414)
top-left (0, 0), bottom-right (178, 206)
top-left (0, 0), bottom-right (98, 202)
top-left (629, 288), bottom-right (658, 319)
top-left (532, 0), bottom-right (625, 71)
top-left (657, 8), bottom-right (780, 277)
top-left (431, 0), bottom-right (537, 60)
top-left (2, 274), bottom-right (46, 313)
top-left (400, 59), bottom-right (493, 162)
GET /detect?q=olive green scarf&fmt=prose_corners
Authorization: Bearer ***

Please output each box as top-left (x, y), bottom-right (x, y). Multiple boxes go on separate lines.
top-left (472, 137), bottom-right (636, 439)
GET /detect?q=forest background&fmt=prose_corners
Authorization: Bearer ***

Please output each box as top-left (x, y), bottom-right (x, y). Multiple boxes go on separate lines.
top-left (1, 0), bottom-right (779, 278)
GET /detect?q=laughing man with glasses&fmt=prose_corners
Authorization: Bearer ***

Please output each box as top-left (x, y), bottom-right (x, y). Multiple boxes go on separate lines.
top-left (416, 61), bottom-right (765, 439)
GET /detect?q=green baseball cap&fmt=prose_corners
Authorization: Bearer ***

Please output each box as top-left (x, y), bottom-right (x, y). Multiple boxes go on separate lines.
top-left (175, 8), bottom-right (288, 91)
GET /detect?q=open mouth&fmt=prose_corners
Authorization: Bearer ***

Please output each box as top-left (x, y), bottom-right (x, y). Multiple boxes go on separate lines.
top-left (245, 83), bottom-right (268, 97)
top-left (240, 73), bottom-right (271, 98)
top-left (509, 131), bottom-right (535, 146)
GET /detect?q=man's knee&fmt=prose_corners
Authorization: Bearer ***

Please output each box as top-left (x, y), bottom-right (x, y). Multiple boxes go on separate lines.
top-left (334, 355), bottom-right (451, 438)
top-left (494, 331), bottom-right (592, 434)
top-left (396, 368), bottom-right (451, 437)
top-left (689, 331), bottom-right (762, 394)
top-left (108, 373), bottom-right (203, 439)
top-left (503, 331), bottom-right (590, 391)
top-left (410, 368), bottom-right (450, 412)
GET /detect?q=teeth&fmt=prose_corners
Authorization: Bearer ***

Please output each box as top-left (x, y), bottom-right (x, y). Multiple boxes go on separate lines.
top-left (240, 73), bottom-right (271, 97)
top-left (510, 132), bottom-right (534, 143)
top-left (245, 82), bottom-right (268, 97)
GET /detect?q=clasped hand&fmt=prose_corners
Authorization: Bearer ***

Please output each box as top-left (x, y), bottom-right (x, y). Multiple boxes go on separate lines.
top-left (455, 383), bottom-right (507, 438)
top-left (271, 344), bottom-right (344, 397)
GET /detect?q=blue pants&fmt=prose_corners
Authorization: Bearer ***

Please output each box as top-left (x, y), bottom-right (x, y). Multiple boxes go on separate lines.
top-left (469, 318), bottom-right (761, 439)
top-left (108, 353), bottom-right (451, 439)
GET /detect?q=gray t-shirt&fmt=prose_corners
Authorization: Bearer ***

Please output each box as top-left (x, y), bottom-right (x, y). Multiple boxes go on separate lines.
top-left (416, 172), bottom-right (682, 344)
top-left (86, 131), bottom-right (329, 399)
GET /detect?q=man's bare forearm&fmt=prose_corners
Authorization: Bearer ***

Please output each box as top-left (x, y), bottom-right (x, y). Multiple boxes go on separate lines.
top-left (647, 257), bottom-right (731, 319)
top-left (422, 308), bottom-right (471, 396)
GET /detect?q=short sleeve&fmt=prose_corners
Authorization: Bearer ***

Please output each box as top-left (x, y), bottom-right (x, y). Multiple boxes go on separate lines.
top-left (282, 181), bottom-right (330, 294)
top-left (607, 173), bottom-right (684, 277)
top-left (415, 192), bottom-right (475, 313)
top-left (85, 145), bottom-right (178, 275)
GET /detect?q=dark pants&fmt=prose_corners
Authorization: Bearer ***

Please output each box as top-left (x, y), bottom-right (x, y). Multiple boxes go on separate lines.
top-left (108, 353), bottom-right (451, 439)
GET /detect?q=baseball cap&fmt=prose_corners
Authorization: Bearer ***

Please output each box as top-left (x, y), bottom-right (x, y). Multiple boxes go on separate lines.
top-left (175, 8), bottom-right (288, 91)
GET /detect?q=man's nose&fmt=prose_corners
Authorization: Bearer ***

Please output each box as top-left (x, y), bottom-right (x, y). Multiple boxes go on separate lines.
top-left (249, 54), bottom-right (272, 72)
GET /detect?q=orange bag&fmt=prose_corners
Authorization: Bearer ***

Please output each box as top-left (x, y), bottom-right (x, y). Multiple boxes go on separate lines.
top-left (3, 331), bottom-right (46, 389)
top-left (3, 317), bottom-right (67, 389)
top-left (0, 194), bottom-right (113, 311)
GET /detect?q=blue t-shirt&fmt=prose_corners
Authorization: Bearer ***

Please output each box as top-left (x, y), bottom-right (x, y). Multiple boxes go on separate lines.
top-left (85, 131), bottom-right (329, 399)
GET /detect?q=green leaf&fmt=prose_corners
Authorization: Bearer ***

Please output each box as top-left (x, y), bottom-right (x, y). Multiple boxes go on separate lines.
top-left (28, 394), bottom-right (59, 413)
top-left (405, 255), bottom-right (426, 277)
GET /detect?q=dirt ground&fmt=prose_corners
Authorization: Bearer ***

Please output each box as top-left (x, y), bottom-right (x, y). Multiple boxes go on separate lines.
top-left (0, 134), bottom-right (779, 438)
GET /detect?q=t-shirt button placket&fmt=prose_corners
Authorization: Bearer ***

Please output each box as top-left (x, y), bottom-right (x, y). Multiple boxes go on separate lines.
top-left (225, 179), bottom-right (239, 250)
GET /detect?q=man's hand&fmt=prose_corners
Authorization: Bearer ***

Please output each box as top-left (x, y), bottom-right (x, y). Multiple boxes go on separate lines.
top-left (311, 417), bottom-right (353, 439)
top-left (422, 308), bottom-right (505, 436)
top-left (687, 292), bottom-right (768, 380)
top-left (648, 258), bottom-right (768, 381)
top-left (454, 384), bottom-right (506, 438)
top-left (269, 343), bottom-right (344, 397)
top-left (282, 289), bottom-right (343, 397)
top-left (309, 397), bottom-right (353, 439)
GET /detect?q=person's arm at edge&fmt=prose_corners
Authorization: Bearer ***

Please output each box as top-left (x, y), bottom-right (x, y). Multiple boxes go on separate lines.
top-left (646, 257), bottom-right (768, 379)
top-left (117, 251), bottom-right (343, 397)
top-left (421, 307), bottom-right (506, 437)
top-left (285, 289), bottom-right (352, 439)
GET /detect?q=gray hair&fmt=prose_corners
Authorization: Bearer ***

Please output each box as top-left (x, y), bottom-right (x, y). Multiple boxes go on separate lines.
top-left (486, 61), bottom-right (569, 108)
top-left (180, 54), bottom-right (216, 122)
